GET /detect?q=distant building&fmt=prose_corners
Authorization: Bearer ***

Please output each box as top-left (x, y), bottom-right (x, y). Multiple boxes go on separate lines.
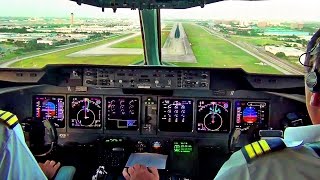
top-left (214, 20), bottom-right (232, 25)
top-left (291, 22), bottom-right (304, 29)
top-left (257, 21), bottom-right (268, 28)
top-left (265, 46), bottom-right (305, 57)
top-left (268, 21), bottom-right (282, 26)
top-left (37, 39), bottom-right (54, 45)
top-left (12, 38), bottom-right (32, 43)
top-left (239, 20), bottom-right (251, 27)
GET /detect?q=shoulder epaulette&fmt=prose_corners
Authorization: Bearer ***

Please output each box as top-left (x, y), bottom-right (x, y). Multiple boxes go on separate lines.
top-left (0, 110), bottom-right (19, 129)
top-left (241, 138), bottom-right (286, 163)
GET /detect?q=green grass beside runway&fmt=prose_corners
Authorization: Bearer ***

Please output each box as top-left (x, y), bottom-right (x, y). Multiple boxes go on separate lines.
top-left (111, 35), bottom-right (143, 48)
top-left (9, 34), bottom-right (143, 68)
top-left (111, 31), bottom-right (170, 48)
top-left (173, 24), bottom-right (282, 74)
top-left (230, 35), bottom-right (284, 46)
top-left (11, 55), bottom-right (143, 68)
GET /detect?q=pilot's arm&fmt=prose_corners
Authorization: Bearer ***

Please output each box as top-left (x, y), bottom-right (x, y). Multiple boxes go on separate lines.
top-left (0, 111), bottom-right (47, 179)
top-left (214, 150), bottom-right (250, 180)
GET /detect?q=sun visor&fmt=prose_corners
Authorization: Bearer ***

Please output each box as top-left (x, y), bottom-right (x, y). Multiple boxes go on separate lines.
top-left (70, 0), bottom-right (225, 10)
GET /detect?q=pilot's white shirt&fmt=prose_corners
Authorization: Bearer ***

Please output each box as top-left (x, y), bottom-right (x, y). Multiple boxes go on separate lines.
top-left (215, 124), bottom-right (320, 180)
top-left (0, 122), bottom-right (47, 180)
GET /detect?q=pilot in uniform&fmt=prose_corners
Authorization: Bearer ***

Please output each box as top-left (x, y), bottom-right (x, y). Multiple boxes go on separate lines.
top-left (214, 127), bottom-right (320, 180)
top-left (0, 110), bottom-right (75, 180)
top-left (215, 29), bottom-right (320, 180)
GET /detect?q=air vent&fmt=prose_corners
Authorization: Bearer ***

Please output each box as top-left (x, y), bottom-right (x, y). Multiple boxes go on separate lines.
top-left (268, 79), bottom-right (277, 83)
top-left (30, 73), bottom-right (37, 77)
top-left (254, 78), bottom-right (262, 84)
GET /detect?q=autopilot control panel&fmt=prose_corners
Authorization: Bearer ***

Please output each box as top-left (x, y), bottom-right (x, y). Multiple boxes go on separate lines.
top-left (82, 68), bottom-right (210, 89)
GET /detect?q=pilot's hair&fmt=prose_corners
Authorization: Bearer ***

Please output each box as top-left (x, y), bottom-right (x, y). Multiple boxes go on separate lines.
top-left (305, 29), bottom-right (320, 72)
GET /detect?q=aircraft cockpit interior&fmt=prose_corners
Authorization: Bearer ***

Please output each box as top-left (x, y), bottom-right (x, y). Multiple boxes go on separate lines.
top-left (0, 0), bottom-right (318, 179)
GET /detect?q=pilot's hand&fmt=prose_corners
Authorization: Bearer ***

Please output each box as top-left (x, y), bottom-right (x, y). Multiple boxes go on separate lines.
top-left (122, 164), bottom-right (159, 180)
top-left (39, 160), bottom-right (61, 179)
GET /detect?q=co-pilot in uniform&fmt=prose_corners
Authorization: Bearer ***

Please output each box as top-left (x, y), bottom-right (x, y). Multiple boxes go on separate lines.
top-left (0, 110), bottom-right (75, 180)
top-left (215, 125), bottom-right (320, 180)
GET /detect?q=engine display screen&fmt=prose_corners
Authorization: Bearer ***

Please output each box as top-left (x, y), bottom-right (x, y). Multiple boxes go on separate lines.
top-left (159, 99), bottom-right (193, 132)
top-left (235, 101), bottom-right (269, 129)
top-left (106, 97), bottom-right (139, 130)
top-left (33, 95), bottom-right (65, 128)
top-left (69, 96), bottom-right (102, 129)
top-left (173, 140), bottom-right (193, 153)
top-left (196, 100), bottom-right (230, 132)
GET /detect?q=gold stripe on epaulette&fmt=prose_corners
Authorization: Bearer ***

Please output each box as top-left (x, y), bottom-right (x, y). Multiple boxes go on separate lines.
top-left (0, 110), bottom-right (19, 129)
top-left (259, 140), bottom-right (271, 152)
top-left (242, 138), bottom-right (286, 163)
top-left (244, 144), bottom-right (256, 158)
top-left (0, 112), bottom-right (13, 121)
top-left (7, 115), bottom-right (18, 126)
top-left (252, 142), bottom-right (263, 156)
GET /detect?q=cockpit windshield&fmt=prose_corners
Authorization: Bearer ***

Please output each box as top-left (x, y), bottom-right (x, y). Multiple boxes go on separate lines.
top-left (0, 0), bottom-right (319, 75)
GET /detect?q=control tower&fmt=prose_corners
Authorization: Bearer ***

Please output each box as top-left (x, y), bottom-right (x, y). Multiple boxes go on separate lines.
top-left (71, 13), bottom-right (74, 27)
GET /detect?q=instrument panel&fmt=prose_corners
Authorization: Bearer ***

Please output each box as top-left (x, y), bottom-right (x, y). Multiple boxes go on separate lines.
top-left (32, 95), bottom-right (270, 133)
top-left (83, 68), bottom-right (210, 90)
top-left (1, 65), bottom-right (307, 179)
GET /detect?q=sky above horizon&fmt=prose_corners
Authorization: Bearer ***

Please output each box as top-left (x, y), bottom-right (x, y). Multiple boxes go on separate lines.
top-left (0, 0), bottom-right (319, 21)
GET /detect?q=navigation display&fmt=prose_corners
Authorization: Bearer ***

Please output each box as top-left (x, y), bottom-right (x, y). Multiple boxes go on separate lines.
top-left (159, 99), bottom-right (193, 132)
top-left (235, 101), bottom-right (269, 129)
top-left (69, 96), bottom-right (102, 129)
top-left (106, 97), bottom-right (139, 130)
top-left (33, 95), bottom-right (65, 128)
top-left (196, 100), bottom-right (230, 132)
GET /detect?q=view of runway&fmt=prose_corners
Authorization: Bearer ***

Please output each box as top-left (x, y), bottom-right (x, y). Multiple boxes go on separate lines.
top-left (0, 21), bottom-right (305, 75)
top-left (67, 33), bottom-right (142, 57)
top-left (68, 23), bottom-right (196, 64)
top-left (162, 23), bottom-right (196, 63)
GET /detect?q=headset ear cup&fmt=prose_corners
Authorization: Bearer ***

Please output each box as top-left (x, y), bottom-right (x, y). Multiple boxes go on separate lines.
top-left (306, 71), bottom-right (319, 92)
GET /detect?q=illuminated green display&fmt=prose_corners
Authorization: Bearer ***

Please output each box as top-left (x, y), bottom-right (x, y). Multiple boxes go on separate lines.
top-left (173, 141), bottom-right (193, 153)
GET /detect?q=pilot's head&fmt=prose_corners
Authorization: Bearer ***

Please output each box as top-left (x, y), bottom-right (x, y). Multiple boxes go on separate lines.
top-left (303, 29), bottom-right (320, 124)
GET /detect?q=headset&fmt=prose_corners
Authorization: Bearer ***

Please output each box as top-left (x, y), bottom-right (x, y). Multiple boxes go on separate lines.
top-left (21, 117), bottom-right (58, 157)
top-left (305, 29), bottom-right (320, 93)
